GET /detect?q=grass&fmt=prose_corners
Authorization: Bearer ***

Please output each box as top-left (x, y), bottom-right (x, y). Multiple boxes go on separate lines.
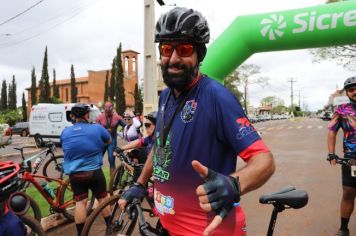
top-left (26, 167), bottom-right (110, 218)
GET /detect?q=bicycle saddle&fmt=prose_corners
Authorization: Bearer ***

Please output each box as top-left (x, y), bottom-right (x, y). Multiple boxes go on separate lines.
top-left (259, 186), bottom-right (308, 209)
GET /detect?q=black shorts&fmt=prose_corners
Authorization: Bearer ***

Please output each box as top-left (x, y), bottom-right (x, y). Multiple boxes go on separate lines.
top-left (342, 154), bottom-right (356, 188)
top-left (70, 169), bottom-right (107, 201)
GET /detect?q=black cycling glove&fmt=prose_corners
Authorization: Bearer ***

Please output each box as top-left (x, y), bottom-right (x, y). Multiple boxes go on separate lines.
top-left (327, 153), bottom-right (338, 162)
top-left (120, 182), bottom-right (146, 203)
top-left (203, 169), bottom-right (241, 219)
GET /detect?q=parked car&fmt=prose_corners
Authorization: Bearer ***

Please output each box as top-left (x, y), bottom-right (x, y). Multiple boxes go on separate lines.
top-left (10, 122), bottom-right (29, 136)
top-left (321, 112), bottom-right (332, 121)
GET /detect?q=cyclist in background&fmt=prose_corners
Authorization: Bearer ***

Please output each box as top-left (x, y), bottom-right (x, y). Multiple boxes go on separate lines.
top-left (60, 103), bottom-right (112, 236)
top-left (95, 101), bottom-right (126, 175)
top-left (118, 111), bottom-right (157, 164)
top-left (328, 77), bottom-right (356, 236)
top-left (122, 110), bottom-right (142, 142)
top-left (119, 7), bottom-right (275, 236)
top-left (0, 162), bottom-right (26, 236)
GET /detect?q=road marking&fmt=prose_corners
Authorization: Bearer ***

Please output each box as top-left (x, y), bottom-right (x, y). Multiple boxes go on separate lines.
top-left (297, 126), bottom-right (302, 129)
top-left (307, 125), bottom-right (312, 129)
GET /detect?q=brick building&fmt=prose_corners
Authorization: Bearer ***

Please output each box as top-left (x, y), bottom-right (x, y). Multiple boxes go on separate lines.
top-left (26, 50), bottom-right (139, 115)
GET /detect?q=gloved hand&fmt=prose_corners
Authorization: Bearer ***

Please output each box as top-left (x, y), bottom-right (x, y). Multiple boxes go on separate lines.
top-left (327, 153), bottom-right (338, 162)
top-left (116, 147), bottom-right (124, 154)
top-left (120, 182), bottom-right (146, 205)
top-left (192, 160), bottom-right (241, 236)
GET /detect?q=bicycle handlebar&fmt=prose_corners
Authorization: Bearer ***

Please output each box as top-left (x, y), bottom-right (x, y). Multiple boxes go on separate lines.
top-left (327, 154), bottom-right (356, 166)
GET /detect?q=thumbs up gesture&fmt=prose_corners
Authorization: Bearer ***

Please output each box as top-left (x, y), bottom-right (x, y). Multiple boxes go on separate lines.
top-left (192, 160), bottom-right (241, 236)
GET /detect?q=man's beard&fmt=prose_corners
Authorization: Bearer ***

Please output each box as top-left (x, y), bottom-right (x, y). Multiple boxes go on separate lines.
top-left (161, 62), bottom-right (199, 91)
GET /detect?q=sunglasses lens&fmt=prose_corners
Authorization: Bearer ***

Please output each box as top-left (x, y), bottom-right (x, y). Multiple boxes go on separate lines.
top-left (176, 44), bottom-right (194, 57)
top-left (347, 88), bottom-right (356, 93)
top-left (160, 44), bottom-right (174, 57)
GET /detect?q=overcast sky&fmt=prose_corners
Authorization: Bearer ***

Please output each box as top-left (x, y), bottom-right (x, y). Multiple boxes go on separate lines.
top-left (0, 0), bottom-right (354, 111)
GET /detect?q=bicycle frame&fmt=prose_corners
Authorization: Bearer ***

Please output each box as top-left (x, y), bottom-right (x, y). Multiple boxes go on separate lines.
top-left (21, 171), bottom-right (73, 212)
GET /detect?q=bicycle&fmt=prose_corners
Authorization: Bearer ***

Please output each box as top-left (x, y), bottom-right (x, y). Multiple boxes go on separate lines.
top-left (17, 157), bottom-right (94, 222)
top-left (108, 149), bottom-right (145, 196)
top-left (82, 185), bottom-right (308, 236)
top-left (14, 140), bottom-right (64, 180)
top-left (327, 154), bottom-right (356, 177)
top-left (0, 161), bottom-right (45, 236)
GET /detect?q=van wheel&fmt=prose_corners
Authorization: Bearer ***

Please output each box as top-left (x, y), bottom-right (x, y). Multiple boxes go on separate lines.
top-left (34, 135), bottom-right (43, 147)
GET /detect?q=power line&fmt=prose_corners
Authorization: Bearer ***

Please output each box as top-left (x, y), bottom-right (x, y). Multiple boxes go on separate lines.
top-left (0, 0), bottom-right (45, 27)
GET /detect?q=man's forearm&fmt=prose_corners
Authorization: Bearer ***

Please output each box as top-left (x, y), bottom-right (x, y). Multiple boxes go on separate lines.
top-left (137, 148), bottom-right (154, 185)
top-left (232, 152), bottom-right (275, 195)
top-left (328, 131), bottom-right (337, 153)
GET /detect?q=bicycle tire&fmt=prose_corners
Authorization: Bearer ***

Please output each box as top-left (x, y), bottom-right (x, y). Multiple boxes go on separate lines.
top-left (20, 214), bottom-right (45, 236)
top-left (42, 155), bottom-right (64, 180)
top-left (58, 178), bottom-right (95, 221)
top-left (108, 163), bottom-right (125, 196)
top-left (81, 194), bottom-right (138, 236)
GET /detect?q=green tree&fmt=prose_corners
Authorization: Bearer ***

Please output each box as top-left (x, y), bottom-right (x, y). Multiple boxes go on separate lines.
top-left (104, 70), bottom-right (109, 102)
top-left (53, 69), bottom-right (60, 98)
top-left (0, 80), bottom-right (8, 111)
top-left (237, 64), bottom-right (269, 114)
top-left (70, 64), bottom-right (77, 103)
top-left (49, 96), bottom-right (63, 104)
top-left (30, 67), bottom-right (37, 106)
top-left (0, 110), bottom-right (19, 126)
top-left (134, 83), bottom-right (143, 115)
top-left (260, 96), bottom-right (284, 107)
top-left (224, 70), bottom-right (243, 102)
top-left (115, 43), bottom-right (126, 114)
top-left (109, 59), bottom-right (116, 101)
top-left (39, 47), bottom-right (50, 103)
top-left (22, 92), bottom-right (27, 121)
top-left (8, 75), bottom-right (17, 110)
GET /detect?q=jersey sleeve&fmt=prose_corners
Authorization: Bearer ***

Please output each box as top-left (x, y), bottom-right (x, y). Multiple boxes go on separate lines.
top-left (98, 125), bottom-right (111, 143)
top-left (328, 108), bottom-right (341, 132)
top-left (211, 83), bottom-right (269, 161)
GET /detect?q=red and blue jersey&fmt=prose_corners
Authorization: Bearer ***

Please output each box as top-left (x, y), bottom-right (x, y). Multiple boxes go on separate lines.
top-left (153, 76), bottom-right (269, 236)
top-left (328, 103), bottom-right (356, 153)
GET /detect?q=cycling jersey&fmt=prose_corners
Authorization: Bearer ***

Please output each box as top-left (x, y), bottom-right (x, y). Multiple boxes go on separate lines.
top-left (60, 122), bottom-right (111, 174)
top-left (0, 209), bottom-right (26, 236)
top-left (328, 103), bottom-right (356, 153)
top-left (138, 136), bottom-right (154, 155)
top-left (153, 76), bottom-right (269, 236)
top-left (123, 117), bottom-right (142, 142)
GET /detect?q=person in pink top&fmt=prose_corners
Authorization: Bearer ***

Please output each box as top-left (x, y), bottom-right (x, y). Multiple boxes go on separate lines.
top-left (95, 101), bottom-right (126, 175)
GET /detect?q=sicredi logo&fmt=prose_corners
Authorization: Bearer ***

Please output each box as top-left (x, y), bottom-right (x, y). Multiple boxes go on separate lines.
top-left (260, 9), bottom-right (356, 40)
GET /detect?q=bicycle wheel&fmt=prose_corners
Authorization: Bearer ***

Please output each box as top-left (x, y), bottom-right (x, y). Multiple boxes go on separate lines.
top-left (24, 192), bottom-right (42, 222)
top-left (81, 194), bottom-right (138, 236)
top-left (20, 215), bottom-right (45, 236)
top-left (58, 178), bottom-right (95, 221)
top-left (42, 155), bottom-right (64, 180)
top-left (108, 163), bottom-right (131, 196)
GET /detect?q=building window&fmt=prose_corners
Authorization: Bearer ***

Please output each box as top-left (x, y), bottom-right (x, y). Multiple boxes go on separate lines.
top-left (65, 88), bottom-right (68, 102)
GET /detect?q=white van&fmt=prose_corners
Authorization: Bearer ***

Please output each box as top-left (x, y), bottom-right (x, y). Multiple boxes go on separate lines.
top-left (29, 103), bottom-right (101, 146)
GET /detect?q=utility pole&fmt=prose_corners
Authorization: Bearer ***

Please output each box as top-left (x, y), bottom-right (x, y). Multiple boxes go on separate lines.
top-left (298, 90), bottom-right (301, 108)
top-left (143, 0), bottom-right (158, 115)
top-left (288, 78), bottom-right (296, 113)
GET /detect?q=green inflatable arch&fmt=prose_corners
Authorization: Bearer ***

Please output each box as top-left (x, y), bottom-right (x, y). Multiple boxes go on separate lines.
top-left (201, 1), bottom-right (356, 83)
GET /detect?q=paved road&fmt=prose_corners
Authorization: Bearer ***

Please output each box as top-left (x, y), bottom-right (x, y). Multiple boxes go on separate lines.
top-left (7, 118), bottom-right (356, 235)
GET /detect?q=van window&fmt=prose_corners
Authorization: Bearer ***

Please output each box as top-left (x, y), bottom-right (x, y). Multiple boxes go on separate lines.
top-left (66, 111), bottom-right (73, 122)
top-left (48, 112), bottom-right (63, 122)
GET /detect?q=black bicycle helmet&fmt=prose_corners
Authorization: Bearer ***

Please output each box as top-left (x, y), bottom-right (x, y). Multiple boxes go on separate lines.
top-left (344, 76), bottom-right (356, 90)
top-left (155, 7), bottom-right (210, 62)
top-left (0, 161), bottom-right (20, 201)
top-left (71, 103), bottom-right (91, 118)
top-left (145, 111), bottom-right (157, 125)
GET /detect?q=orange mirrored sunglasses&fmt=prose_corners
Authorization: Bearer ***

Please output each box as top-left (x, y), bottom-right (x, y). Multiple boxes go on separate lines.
top-left (159, 43), bottom-right (195, 57)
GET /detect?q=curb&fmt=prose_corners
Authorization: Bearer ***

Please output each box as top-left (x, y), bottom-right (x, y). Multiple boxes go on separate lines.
top-left (41, 213), bottom-right (70, 231)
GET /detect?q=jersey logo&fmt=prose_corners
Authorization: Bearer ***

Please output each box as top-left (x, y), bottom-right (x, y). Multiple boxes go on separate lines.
top-left (181, 100), bottom-right (197, 123)
top-left (235, 117), bottom-right (256, 140)
top-left (154, 190), bottom-right (175, 215)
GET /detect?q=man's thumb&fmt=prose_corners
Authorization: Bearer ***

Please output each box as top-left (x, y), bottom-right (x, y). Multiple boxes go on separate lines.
top-left (192, 160), bottom-right (208, 179)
